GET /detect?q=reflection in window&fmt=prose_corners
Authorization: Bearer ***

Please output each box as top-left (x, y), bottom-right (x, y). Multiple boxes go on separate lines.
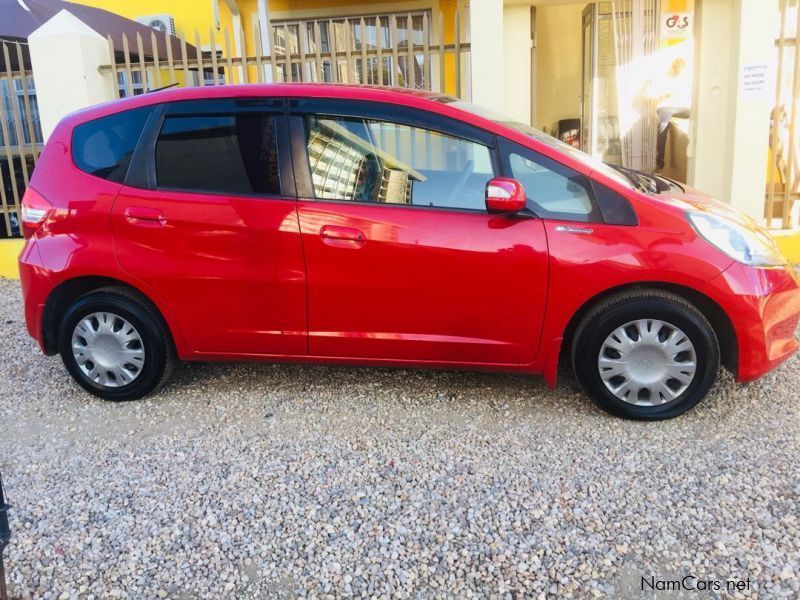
top-left (72, 106), bottom-right (155, 182)
top-left (507, 150), bottom-right (593, 217)
top-left (304, 115), bottom-right (494, 210)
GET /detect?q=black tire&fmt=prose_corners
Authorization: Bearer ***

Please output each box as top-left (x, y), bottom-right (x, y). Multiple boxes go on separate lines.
top-left (57, 287), bottom-right (175, 401)
top-left (572, 289), bottom-right (720, 420)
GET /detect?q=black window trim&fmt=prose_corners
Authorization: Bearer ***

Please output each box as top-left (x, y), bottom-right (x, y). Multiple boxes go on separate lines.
top-left (288, 98), bottom-right (502, 214)
top-left (126, 98), bottom-right (296, 200)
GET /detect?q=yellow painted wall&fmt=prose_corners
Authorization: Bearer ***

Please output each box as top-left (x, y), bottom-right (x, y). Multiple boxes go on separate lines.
top-left (74, 1), bottom-right (221, 43)
top-left (0, 240), bottom-right (23, 279)
top-left (775, 230), bottom-right (800, 265)
top-left (534, 4), bottom-right (584, 135)
top-left (74, 0), bottom-right (461, 92)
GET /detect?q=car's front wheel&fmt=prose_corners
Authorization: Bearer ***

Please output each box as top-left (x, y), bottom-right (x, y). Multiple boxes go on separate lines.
top-left (57, 287), bottom-right (175, 401)
top-left (572, 289), bottom-right (720, 420)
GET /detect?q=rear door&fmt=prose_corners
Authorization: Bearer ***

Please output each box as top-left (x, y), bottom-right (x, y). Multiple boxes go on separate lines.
top-left (291, 99), bottom-right (550, 365)
top-left (112, 98), bottom-right (307, 356)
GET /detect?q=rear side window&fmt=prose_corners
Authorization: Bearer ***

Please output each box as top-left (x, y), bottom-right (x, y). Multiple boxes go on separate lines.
top-left (72, 106), bottom-right (154, 182)
top-left (155, 113), bottom-right (281, 195)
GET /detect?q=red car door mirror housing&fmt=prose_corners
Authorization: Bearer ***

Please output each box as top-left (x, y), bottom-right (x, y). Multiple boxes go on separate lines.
top-left (485, 177), bottom-right (527, 214)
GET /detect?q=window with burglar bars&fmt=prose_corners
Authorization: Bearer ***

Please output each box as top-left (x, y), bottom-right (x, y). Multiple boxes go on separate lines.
top-left (0, 40), bottom-right (41, 238)
top-left (100, 9), bottom-right (469, 103)
top-left (271, 11), bottom-right (430, 88)
top-left (116, 71), bottom-right (151, 97)
top-left (0, 77), bottom-right (43, 147)
top-left (767, 0), bottom-right (800, 229)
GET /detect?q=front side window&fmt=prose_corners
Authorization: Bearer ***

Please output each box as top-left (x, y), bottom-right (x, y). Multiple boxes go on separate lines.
top-left (304, 115), bottom-right (495, 210)
top-left (500, 139), bottom-right (599, 222)
top-left (72, 106), bottom-right (155, 182)
top-left (155, 113), bottom-right (280, 195)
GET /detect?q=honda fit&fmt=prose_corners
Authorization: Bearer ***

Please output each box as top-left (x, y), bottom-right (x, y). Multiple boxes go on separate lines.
top-left (18, 84), bottom-right (800, 419)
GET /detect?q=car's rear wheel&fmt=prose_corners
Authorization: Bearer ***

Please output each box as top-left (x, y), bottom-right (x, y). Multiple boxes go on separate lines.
top-left (572, 289), bottom-right (720, 420)
top-left (57, 288), bottom-right (175, 401)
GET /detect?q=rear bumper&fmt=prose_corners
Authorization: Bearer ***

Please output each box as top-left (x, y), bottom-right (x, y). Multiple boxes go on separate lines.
top-left (715, 263), bottom-right (800, 382)
top-left (18, 238), bottom-right (51, 353)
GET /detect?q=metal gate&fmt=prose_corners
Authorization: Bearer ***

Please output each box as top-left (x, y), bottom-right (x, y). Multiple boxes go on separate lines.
top-left (768, 0), bottom-right (800, 229)
top-left (98, 10), bottom-right (471, 99)
top-left (0, 40), bottom-right (42, 238)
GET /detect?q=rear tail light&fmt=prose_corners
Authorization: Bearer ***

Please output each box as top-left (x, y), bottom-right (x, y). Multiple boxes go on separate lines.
top-left (21, 187), bottom-right (53, 238)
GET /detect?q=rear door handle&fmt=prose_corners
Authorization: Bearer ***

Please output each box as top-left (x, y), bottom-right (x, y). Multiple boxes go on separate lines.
top-left (124, 206), bottom-right (167, 227)
top-left (320, 225), bottom-right (366, 247)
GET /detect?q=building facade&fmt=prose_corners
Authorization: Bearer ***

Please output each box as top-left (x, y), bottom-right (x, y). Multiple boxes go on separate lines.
top-left (0, 0), bottom-right (797, 275)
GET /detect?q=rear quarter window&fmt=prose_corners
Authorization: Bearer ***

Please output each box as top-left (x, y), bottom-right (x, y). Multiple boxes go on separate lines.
top-left (72, 106), bottom-right (154, 182)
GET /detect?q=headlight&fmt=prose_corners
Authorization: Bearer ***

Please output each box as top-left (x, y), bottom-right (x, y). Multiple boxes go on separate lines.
top-left (687, 211), bottom-right (787, 267)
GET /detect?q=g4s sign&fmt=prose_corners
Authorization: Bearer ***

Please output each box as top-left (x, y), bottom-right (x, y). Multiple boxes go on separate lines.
top-left (663, 11), bottom-right (693, 39)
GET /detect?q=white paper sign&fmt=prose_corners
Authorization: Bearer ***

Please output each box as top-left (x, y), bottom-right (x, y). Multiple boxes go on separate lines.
top-left (741, 63), bottom-right (769, 101)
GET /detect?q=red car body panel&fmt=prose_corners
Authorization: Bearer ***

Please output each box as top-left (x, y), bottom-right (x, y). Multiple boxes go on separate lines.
top-left (297, 200), bottom-right (549, 364)
top-left (16, 84), bottom-right (800, 388)
top-left (111, 186), bottom-right (307, 356)
top-left (709, 262), bottom-right (800, 381)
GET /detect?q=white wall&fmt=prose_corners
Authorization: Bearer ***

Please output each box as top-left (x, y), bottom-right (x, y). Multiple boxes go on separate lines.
top-left (533, 3), bottom-right (583, 133)
top-left (28, 10), bottom-right (116, 141)
top-left (469, 0), bottom-right (506, 115)
top-left (689, 0), bottom-right (776, 218)
top-left (503, 4), bottom-right (533, 123)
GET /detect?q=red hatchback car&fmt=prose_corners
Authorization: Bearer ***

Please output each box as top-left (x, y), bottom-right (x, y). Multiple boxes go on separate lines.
top-left (18, 84), bottom-right (800, 419)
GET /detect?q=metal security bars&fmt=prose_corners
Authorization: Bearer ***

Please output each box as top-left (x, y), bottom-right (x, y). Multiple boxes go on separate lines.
top-left (0, 40), bottom-right (42, 239)
top-left (272, 11), bottom-right (430, 88)
top-left (767, 0), bottom-right (800, 229)
top-left (98, 10), bottom-right (470, 99)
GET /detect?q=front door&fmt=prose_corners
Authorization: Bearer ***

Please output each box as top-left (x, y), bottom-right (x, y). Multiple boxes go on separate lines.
top-left (291, 102), bottom-right (549, 365)
top-left (112, 99), bottom-right (307, 356)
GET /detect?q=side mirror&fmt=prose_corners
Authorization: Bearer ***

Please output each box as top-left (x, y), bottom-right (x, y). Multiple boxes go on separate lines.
top-left (485, 177), bottom-right (527, 214)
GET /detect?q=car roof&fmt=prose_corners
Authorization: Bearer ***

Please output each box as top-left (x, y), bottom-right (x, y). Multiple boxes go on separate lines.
top-left (56, 83), bottom-right (618, 186)
top-left (67, 83), bottom-right (454, 123)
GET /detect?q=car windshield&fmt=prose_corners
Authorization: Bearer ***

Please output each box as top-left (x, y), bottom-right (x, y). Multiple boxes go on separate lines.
top-left (435, 97), bottom-right (635, 191)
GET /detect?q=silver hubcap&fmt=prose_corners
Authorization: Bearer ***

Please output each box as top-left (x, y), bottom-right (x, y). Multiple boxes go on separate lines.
top-left (598, 319), bottom-right (697, 406)
top-left (71, 312), bottom-right (145, 388)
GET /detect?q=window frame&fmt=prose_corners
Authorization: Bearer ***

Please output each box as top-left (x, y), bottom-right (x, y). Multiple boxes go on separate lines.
top-left (126, 98), bottom-right (296, 199)
top-left (497, 137), bottom-right (605, 224)
top-left (288, 98), bottom-right (501, 214)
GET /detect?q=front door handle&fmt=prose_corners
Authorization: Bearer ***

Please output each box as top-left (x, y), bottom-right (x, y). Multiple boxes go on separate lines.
top-left (124, 206), bottom-right (167, 227)
top-left (320, 225), bottom-right (366, 247)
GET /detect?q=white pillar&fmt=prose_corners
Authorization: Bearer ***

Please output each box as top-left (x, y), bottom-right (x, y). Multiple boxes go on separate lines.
top-left (258, 0), bottom-right (273, 83)
top-left (689, 0), bottom-right (776, 219)
top-left (469, 0), bottom-right (505, 114)
top-left (503, 4), bottom-right (533, 124)
top-left (28, 10), bottom-right (116, 141)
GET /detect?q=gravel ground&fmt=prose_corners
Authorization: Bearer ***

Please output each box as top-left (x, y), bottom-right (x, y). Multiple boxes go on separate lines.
top-left (1, 278), bottom-right (799, 599)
